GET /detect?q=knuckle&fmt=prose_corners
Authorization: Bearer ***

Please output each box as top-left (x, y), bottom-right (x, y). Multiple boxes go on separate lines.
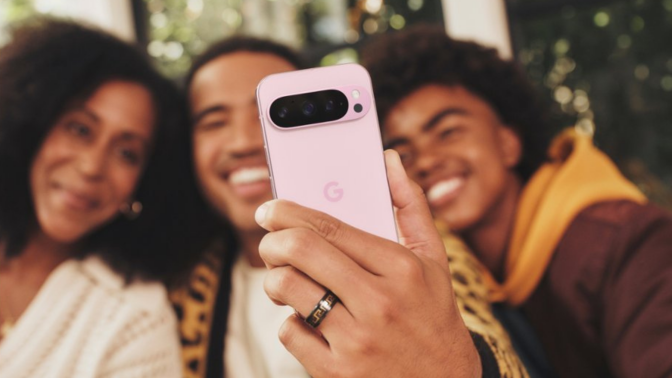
top-left (263, 271), bottom-right (279, 299)
top-left (394, 255), bottom-right (425, 283)
top-left (258, 232), bottom-right (278, 260)
top-left (282, 228), bottom-right (315, 257)
top-left (410, 179), bottom-right (425, 197)
top-left (264, 266), bottom-right (296, 300)
top-left (259, 229), bottom-right (317, 265)
top-left (278, 317), bottom-right (297, 347)
top-left (370, 293), bottom-right (399, 324)
top-left (314, 215), bottom-right (343, 242)
top-left (349, 327), bottom-right (378, 357)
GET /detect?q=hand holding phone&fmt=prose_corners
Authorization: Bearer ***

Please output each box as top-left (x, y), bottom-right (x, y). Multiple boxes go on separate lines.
top-left (256, 64), bottom-right (481, 378)
top-left (255, 150), bottom-right (482, 378)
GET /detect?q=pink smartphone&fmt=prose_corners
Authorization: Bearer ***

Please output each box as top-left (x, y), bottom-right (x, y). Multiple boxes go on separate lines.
top-left (256, 63), bottom-right (397, 242)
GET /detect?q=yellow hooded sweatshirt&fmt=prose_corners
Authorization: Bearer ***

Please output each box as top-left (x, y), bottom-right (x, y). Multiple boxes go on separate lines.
top-left (482, 128), bottom-right (647, 306)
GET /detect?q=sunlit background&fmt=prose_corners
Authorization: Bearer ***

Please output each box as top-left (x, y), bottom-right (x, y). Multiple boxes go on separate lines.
top-left (1, 0), bottom-right (671, 207)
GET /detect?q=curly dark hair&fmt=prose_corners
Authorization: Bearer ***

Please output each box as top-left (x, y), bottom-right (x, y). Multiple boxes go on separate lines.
top-left (362, 25), bottom-right (550, 182)
top-left (185, 35), bottom-right (305, 93)
top-left (0, 18), bottom-right (208, 283)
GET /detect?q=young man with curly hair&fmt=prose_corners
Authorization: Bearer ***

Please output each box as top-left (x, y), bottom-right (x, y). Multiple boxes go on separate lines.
top-left (363, 25), bottom-right (672, 378)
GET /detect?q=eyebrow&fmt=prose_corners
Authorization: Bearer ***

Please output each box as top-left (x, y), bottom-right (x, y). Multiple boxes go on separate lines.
top-left (384, 137), bottom-right (409, 151)
top-left (68, 106), bottom-right (101, 124)
top-left (384, 107), bottom-right (469, 150)
top-left (422, 107), bottom-right (469, 132)
top-left (192, 104), bottom-right (229, 125)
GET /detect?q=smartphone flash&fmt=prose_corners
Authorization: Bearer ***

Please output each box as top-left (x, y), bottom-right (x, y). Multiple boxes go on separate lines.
top-left (352, 90), bottom-right (360, 99)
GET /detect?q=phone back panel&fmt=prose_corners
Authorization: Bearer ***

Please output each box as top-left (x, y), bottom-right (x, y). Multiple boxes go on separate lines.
top-left (257, 64), bottom-right (397, 242)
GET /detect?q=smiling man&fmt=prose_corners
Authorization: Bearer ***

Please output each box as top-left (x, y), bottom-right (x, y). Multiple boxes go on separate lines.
top-left (170, 38), bottom-right (304, 378)
top-left (188, 44), bottom-right (296, 269)
top-left (365, 25), bottom-right (672, 378)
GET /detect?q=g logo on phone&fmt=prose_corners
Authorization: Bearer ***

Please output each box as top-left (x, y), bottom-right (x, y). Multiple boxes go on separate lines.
top-left (324, 181), bottom-right (344, 202)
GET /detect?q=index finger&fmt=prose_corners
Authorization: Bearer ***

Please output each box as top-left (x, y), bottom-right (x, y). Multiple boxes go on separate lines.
top-left (255, 199), bottom-right (409, 277)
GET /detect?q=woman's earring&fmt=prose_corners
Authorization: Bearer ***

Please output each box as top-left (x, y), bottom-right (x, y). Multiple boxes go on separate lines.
top-left (120, 201), bottom-right (143, 220)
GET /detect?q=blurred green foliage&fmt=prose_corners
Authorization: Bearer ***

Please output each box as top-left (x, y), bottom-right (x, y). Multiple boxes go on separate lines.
top-left (0, 0), bottom-right (35, 44)
top-left (510, 0), bottom-right (672, 204)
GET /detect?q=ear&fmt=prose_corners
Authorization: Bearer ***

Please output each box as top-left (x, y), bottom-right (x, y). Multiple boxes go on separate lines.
top-left (497, 125), bottom-right (522, 169)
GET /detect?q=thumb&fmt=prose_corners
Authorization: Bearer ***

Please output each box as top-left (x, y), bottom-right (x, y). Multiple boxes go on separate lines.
top-left (384, 150), bottom-right (448, 268)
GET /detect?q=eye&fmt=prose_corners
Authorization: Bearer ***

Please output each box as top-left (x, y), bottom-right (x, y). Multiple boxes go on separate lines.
top-left (438, 125), bottom-right (464, 142)
top-left (439, 128), bottom-right (455, 140)
top-left (118, 147), bottom-right (141, 166)
top-left (397, 150), bottom-right (414, 167)
top-left (66, 122), bottom-right (92, 138)
top-left (196, 119), bottom-right (228, 131)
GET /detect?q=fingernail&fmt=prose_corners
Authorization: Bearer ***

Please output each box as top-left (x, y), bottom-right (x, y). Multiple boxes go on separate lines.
top-left (385, 149), bottom-right (407, 175)
top-left (255, 201), bottom-right (271, 226)
top-left (387, 149), bottom-right (401, 164)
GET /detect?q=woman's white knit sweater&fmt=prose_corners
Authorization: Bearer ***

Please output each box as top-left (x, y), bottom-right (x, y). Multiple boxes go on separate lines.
top-left (0, 256), bottom-right (182, 378)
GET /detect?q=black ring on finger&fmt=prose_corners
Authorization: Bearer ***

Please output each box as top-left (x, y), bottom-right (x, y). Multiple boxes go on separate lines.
top-left (305, 290), bottom-right (340, 328)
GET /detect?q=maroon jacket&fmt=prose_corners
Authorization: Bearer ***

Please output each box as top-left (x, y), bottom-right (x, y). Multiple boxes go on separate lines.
top-left (523, 200), bottom-right (672, 378)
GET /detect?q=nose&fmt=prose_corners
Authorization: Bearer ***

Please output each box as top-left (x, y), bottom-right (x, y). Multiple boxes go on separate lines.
top-left (76, 144), bottom-right (107, 180)
top-left (413, 147), bottom-right (442, 181)
top-left (228, 108), bottom-right (264, 158)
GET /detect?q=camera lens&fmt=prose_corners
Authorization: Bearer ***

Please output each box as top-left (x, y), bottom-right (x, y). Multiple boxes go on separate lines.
top-left (302, 101), bottom-right (316, 116)
top-left (270, 90), bottom-right (348, 128)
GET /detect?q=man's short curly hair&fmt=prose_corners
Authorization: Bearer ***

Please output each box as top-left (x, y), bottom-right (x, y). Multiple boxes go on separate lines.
top-left (185, 35), bottom-right (305, 93)
top-left (362, 25), bottom-right (550, 181)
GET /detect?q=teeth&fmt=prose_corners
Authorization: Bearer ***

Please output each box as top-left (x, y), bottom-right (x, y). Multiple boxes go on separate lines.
top-left (229, 167), bottom-right (269, 185)
top-left (427, 178), bottom-right (464, 203)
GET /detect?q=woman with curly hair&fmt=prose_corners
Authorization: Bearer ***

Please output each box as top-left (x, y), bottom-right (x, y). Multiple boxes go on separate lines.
top-left (0, 19), bottom-right (203, 377)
